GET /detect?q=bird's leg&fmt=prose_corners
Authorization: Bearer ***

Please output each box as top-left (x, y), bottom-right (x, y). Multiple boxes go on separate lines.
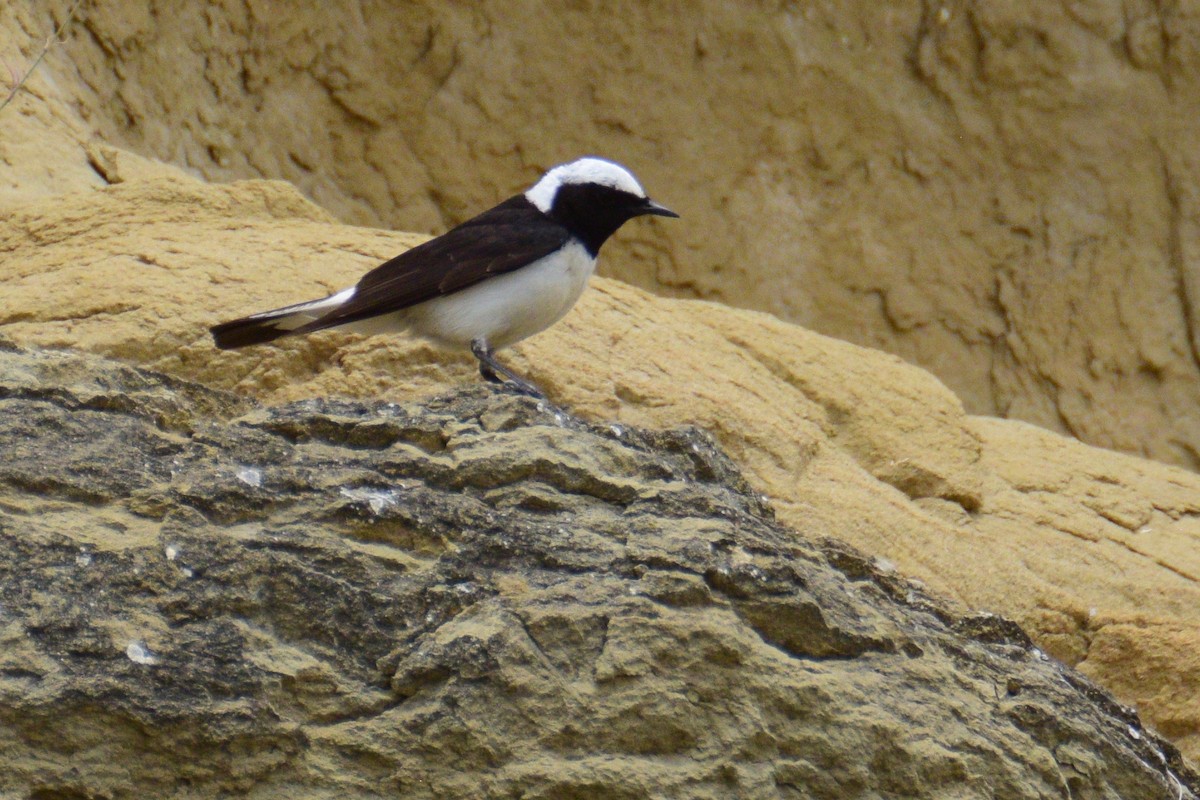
top-left (469, 337), bottom-right (504, 384)
top-left (470, 337), bottom-right (546, 398)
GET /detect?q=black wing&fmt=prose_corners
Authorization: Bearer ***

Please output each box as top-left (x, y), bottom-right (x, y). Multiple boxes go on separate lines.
top-left (295, 195), bottom-right (570, 334)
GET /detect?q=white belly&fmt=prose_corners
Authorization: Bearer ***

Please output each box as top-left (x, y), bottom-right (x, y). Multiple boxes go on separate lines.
top-left (392, 240), bottom-right (596, 349)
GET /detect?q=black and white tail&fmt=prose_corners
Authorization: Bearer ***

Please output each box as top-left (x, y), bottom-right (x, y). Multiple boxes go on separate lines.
top-left (210, 288), bottom-right (355, 350)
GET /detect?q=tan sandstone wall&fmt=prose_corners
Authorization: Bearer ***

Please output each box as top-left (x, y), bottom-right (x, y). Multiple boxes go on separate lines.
top-left (42, 0), bottom-right (1200, 471)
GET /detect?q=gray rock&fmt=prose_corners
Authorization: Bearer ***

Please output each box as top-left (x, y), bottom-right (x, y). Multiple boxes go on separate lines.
top-left (0, 343), bottom-right (1193, 798)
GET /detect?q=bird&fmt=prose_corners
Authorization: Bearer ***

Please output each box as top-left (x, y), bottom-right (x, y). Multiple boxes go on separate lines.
top-left (210, 156), bottom-right (678, 396)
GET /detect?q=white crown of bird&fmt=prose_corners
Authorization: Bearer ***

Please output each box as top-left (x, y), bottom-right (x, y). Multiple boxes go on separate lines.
top-left (525, 157), bottom-right (647, 213)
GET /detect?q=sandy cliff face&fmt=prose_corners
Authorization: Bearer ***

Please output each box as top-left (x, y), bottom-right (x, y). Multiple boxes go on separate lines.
top-left (39, 0), bottom-right (1200, 471)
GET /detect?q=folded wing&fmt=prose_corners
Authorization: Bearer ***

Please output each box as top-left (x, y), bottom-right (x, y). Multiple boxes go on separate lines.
top-left (293, 195), bottom-right (571, 335)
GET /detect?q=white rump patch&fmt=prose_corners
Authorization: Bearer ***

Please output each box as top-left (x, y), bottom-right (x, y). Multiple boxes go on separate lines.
top-left (248, 286), bottom-right (355, 321)
top-left (525, 157), bottom-right (646, 213)
top-left (244, 285), bottom-right (356, 332)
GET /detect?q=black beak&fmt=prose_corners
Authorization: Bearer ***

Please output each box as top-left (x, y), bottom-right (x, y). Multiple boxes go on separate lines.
top-left (640, 198), bottom-right (679, 218)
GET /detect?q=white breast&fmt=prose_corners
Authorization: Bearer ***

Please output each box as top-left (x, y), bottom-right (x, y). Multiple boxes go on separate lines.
top-left (390, 240), bottom-right (597, 349)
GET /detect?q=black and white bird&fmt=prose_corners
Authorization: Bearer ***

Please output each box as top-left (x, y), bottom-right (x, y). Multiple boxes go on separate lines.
top-left (210, 156), bottom-right (677, 396)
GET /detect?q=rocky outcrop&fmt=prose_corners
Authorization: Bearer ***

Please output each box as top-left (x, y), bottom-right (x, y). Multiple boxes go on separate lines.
top-left (1, 343), bottom-right (1194, 798)
top-left (22, 0), bottom-right (1200, 471)
top-left (5, 0), bottom-right (1200, 778)
top-left (4, 159), bottom-right (1200, 764)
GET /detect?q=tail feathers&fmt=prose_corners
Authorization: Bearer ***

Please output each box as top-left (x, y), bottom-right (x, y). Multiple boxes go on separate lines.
top-left (210, 288), bottom-right (354, 350)
top-left (211, 314), bottom-right (299, 349)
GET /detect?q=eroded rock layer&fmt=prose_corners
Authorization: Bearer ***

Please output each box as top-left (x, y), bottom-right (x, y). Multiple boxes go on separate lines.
top-left (0, 344), bottom-right (1193, 798)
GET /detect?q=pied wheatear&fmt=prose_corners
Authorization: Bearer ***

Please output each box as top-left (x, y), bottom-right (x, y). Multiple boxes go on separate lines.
top-left (210, 157), bottom-right (678, 395)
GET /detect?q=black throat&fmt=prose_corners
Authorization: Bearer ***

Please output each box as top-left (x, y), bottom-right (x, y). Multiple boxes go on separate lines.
top-left (547, 184), bottom-right (647, 257)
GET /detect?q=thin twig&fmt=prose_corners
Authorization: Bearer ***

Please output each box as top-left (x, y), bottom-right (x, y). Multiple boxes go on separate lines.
top-left (0, 0), bottom-right (84, 115)
top-left (2, 58), bottom-right (19, 89)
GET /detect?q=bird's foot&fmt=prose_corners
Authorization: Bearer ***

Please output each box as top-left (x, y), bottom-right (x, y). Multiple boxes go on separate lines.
top-left (478, 362), bottom-right (504, 385)
top-left (471, 338), bottom-right (546, 399)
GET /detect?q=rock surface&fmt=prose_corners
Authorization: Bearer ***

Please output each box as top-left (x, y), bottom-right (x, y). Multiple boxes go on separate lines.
top-left (5, 0), bottom-right (1200, 778)
top-left (22, 0), bottom-right (1200, 470)
top-left (4, 160), bottom-right (1200, 764)
top-left (1, 343), bottom-right (1195, 798)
